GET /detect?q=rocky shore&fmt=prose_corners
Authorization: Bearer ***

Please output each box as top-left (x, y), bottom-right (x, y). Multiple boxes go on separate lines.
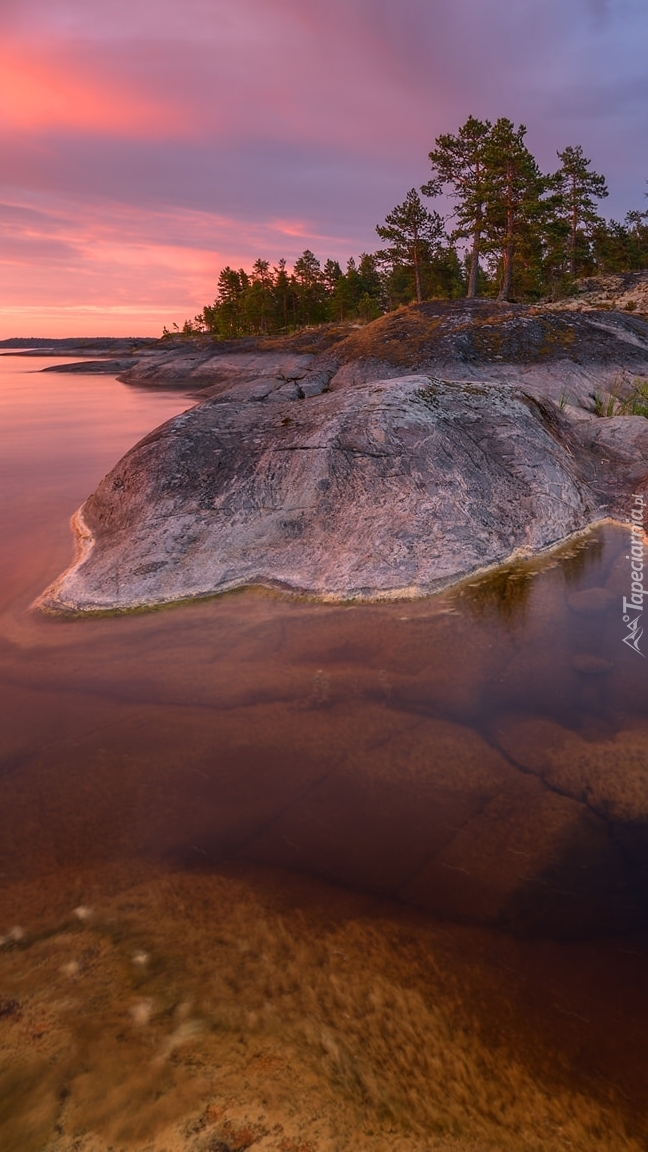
top-left (37, 292), bottom-right (648, 614)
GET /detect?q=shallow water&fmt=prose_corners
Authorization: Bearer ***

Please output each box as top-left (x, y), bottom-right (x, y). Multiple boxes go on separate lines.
top-left (1, 355), bottom-right (648, 1151)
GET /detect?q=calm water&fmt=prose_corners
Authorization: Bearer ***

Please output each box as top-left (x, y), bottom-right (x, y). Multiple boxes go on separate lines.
top-left (1, 354), bottom-right (648, 1151)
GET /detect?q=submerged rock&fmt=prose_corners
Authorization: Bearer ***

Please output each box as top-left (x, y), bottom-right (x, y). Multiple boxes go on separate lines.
top-left (494, 716), bottom-right (648, 824)
top-left (38, 374), bottom-right (621, 614)
top-left (566, 587), bottom-right (616, 614)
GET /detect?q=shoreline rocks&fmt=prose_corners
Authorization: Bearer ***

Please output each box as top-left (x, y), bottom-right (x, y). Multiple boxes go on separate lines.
top-left (115, 297), bottom-right (648, 408)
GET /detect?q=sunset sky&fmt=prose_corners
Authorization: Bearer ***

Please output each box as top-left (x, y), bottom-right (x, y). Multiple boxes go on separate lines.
top-left (1, 0), bottom-right (646, 336)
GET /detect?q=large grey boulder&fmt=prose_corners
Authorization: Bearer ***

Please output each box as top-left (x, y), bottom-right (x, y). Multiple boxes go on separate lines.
top-left (39, 373), bottom-right (634, 614)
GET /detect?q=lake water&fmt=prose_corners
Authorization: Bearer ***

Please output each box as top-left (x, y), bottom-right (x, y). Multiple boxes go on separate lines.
top-left (1, 354), bottom-right (647, 1152)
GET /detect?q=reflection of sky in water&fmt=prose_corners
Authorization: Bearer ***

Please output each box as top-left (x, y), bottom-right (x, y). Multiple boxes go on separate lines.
top-left (1, 356), bottom-right (647, 1151)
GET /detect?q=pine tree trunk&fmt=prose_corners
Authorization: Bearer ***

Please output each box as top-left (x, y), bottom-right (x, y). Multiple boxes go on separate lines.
top-left (498, 195), bottom-right (515, 301)
top-left (569, 191), bottom-right (578, 278)
top-left (498, 237), bottom-right (515, 301)
top-left (467, 230), bottom-right (481, 297)
top-left (413, 244), bottom-right (423, 303)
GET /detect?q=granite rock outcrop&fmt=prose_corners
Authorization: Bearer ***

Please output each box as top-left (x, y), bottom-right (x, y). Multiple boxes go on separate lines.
top-left (39, 370), bottom-right (646, 613)
top-left (37, 299), bottom-right (648, 613)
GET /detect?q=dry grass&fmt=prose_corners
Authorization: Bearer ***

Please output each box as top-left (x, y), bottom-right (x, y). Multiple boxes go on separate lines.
top-left (331, 300), bottom-right (588, 372)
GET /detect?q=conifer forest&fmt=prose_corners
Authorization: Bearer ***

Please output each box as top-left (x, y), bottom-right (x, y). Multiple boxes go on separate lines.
top-left (169, 116), bottom-right (648, 339)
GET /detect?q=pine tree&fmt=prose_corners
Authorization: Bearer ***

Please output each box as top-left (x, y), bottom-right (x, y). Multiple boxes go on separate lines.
top-left (244, 259), bottom-right (274, 333)
top-left (356, 253), bottom-right (383, 318)
top-left (591, 210), bottom-right (648, 274)
top-left (208, 267), bottom-right (250, 336)
top-left (625, 207), bottom-right (648, 268)
top-left (272, 258), bottom-right (291, 331)
top-left (481, 120), bottom-right (548, 301)
top-left (323, 258), bottom-right (343, 293)
top-left (326, 255), bottom-right (383, 322)
top-left (328, 258), bottom-right (356, 321)
top-left (551, 145), bottom-right (608, 277)
top-left (293, 249), bottom-right (325, 324)
top-left (423, 115), bottom-right (492, 298)
top-left (376, 189), bottom-right (444, 303)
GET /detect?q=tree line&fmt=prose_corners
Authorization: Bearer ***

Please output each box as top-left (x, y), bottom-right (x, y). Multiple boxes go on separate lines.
top-left (167, 116), bottom-right (648, 338)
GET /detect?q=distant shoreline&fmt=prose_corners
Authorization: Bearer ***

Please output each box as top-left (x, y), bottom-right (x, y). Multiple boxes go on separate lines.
top-left (0, 336), bottom-right (158, 356)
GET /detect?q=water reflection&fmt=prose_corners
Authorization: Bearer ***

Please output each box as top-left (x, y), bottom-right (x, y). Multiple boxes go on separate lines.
top-left (456, 530), bottom-right (608, 622)
top-left (457, 563), bottom-right (535, 620)
top-left (560, 532), bottom-right (605, 588)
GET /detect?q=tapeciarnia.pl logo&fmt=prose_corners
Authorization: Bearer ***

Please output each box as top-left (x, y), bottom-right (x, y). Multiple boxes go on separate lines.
top-left (622, 493), bottom-right (646, 656)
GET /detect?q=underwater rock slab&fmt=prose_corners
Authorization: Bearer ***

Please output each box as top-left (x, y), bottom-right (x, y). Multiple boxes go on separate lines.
top-left (37, 375), bottom-right (611, 614)
top-left (495, 716), bottom-right (648, 824)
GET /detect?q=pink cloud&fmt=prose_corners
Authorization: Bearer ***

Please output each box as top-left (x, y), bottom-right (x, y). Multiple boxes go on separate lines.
top-left (0, 40), bottom-right (187, 137)
top-left (0, 3), bottom-right (428, 159)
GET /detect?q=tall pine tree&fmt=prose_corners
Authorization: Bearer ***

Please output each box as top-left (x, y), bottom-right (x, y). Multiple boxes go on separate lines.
top-left (423, 115), bottom-right (492, 298)
top-left (481, 120), bottom-right (547, 301)
top-left (551, 145), bottom-right (608, 278)
top-left (376, 189), bottom-right (444, 303)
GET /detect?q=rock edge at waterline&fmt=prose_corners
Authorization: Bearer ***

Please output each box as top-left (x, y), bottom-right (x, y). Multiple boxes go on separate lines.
top-left (36, 373), bottom-right (646, 615)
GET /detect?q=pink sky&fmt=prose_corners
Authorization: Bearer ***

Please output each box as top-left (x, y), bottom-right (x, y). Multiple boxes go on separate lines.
top-left (1, 0), bottom-right (646, 336)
